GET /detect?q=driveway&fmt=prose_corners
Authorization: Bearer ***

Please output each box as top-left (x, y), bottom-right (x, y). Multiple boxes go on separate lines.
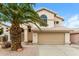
top-left (0, 44), bottom-right (79, 56)
top-left (38, 45), bottom-right (79, 56)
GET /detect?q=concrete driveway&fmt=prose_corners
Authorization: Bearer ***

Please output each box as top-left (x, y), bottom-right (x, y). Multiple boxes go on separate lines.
top-left (38, 45), bottom-right (79, 56)
top-left (0, 44), bottom-right (79, 56)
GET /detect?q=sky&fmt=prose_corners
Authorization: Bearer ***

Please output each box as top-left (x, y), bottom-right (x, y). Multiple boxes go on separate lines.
top-left (34, 3), bottom-right (79, 28)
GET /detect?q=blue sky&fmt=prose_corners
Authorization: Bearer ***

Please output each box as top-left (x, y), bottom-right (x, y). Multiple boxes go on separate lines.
top-left (34, 3), bottom-right (79, 28)
top-left (35, 3), bottom-right (79, 20)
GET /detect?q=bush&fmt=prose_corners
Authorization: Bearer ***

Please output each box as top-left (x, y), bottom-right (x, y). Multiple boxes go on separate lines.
top-left (0, 28), bottom-right (3, 35)
top-left (3, 35), bottom-right (8, 42)
top-left (2, 42), bottom-right (11, 49)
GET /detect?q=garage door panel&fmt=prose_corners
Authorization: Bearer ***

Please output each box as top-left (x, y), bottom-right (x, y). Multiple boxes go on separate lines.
top-left (38, 32), bottom-right (65, 44)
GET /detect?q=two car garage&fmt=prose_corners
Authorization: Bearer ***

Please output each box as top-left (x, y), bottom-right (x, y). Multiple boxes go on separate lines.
top-left (33, 30), bottom-right (70, 45)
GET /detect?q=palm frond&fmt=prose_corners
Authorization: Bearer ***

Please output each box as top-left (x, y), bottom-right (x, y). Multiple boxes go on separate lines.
top-left (0, 3), bottom-right (47, 29)
top-left (24, 20), bottom-right (41, 31)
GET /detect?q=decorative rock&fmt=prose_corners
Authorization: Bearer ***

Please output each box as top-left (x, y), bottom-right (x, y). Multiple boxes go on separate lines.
top-left (0, 42), bottom-right (3, 45)
top-left (17, 48), bottom-right (23, 52)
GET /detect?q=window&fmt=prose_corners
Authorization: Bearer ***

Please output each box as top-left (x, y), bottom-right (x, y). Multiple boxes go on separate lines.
top-left (56, 21), bottom-right (59, 24)
top-left (40, 15), bottom-right (47, 20)
top-left (28, 26), bottom-right (31, 32)
top-left (6, 28), bottom-right (8, 29)
top-left (40, 15), bottom-right (48, 26)
top-left (54, 21), bottom-right (59, 24)
top-left (28, 29), bottom-right (31, 32)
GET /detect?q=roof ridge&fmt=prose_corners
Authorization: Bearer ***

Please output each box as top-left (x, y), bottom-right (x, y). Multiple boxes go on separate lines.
top-left (36, 7), bottom-right (64, 20)
top-left (36, 7), bottom-right (57, 14)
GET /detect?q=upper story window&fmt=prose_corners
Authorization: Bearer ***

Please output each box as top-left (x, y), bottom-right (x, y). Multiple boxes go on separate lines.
top-left (40, 15), bottom-right (47, 20)
top-left (54, 21), bottom-right (59, 24)
top-left (27, 25), bottom-right (31, 32)
top-left (40, 15), bottom-right (48, 26)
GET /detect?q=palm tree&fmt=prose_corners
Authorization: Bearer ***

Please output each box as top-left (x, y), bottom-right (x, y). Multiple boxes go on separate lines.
top-left (0, 3), bottom-right (46, 51)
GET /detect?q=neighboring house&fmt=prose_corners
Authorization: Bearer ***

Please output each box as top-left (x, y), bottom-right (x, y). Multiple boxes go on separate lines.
top-left (70, 28), bottom-right (79, 44)
top-left (0, 21), bottom-right (10, 41)
top-left (21, 8), bottom-right (72, 45)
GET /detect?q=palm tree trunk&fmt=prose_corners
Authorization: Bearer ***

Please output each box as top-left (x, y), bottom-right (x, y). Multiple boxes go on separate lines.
top-left (10, 20), bottom-right (22, 51)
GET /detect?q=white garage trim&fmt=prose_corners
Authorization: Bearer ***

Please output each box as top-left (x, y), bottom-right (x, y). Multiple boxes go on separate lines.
top-left (65, 33), bottom-right (70, 44)
top-left (33, 33), bottom-right (38, 44)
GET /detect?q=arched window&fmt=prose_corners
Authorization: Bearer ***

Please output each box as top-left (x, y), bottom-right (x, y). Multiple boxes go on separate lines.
top-left (40, 15), bottom-right (47, 20)
top-left (40, 15), bottom-right (47, 26)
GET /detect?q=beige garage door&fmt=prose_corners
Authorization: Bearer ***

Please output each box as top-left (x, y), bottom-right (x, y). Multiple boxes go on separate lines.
top-left (38, 32), bottom-right (65, 44)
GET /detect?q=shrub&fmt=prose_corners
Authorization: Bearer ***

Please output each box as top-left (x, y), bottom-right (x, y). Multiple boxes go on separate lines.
top-left (0, 28), bottom-right (3, 35)
top-left (2, 42), bottom-right (11, 48)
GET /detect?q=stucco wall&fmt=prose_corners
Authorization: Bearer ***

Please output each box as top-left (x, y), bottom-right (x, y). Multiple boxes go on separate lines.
top-left (65, 33), bottom-right (70, 44)
top-left (37, 9), bottom-right (55, 20)
top-left (47, 20), bottom-right (54, 28)
top-left (37, 9), bottom-right (55, 28)
top-left (24, 29), bottom-right (28, 42)
top-left (21, 24), bottom-right (28, 42)
top-left (33, 33), bottom-right (38, 43)
top-left (54, 17), bottom-right (63, 27)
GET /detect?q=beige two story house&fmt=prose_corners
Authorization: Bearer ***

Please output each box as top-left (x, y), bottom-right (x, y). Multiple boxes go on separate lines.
top-left (21, 8), bottom-right (71, 45)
